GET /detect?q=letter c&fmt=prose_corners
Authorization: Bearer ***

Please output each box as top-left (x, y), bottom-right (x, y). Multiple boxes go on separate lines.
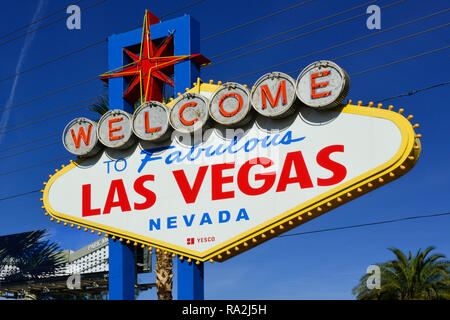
top-left (179, 101), bottom-right (198, 126)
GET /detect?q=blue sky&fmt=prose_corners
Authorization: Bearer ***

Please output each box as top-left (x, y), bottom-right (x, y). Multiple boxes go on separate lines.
top-left (0, 0), bottom-right (449, 300)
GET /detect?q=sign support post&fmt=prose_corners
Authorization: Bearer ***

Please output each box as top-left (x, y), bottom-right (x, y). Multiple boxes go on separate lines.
top-left (177, 260), bottom-right (204, 300)
top-left (108, 239), bottom-right (135, 300)
top-left (172, 16), bottom-right (205, 301)
top-left (105, 14), bottom-right (204, 300)
top-left (107, 30), bottom-right (136, 300)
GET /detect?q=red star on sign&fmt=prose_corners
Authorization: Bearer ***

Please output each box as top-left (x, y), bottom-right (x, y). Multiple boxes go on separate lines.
top-left (100, 10), bottom-right (210, 104)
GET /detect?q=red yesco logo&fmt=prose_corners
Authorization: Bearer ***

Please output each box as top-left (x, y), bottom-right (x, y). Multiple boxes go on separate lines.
top-left (187, 238), bottom-right (195, 245)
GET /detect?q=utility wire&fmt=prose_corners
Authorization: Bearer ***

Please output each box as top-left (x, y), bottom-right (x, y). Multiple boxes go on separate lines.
top-left (0, 99), bottom-right (99, 135)
top-left (0, 189), bottom-right (42, 202)
top-left (374, 81), bottom-right (450, 103)
top-left (0, 39), bottom-right (107, 84)
top-left (278, 212), bottom-right (450, 238)
top-left (0, 44), bottom-right (447, 155)
top-left (0, 155), bottom-right (71, 178)
top-left (0, 141), bottom-right (59, 161)
top-left (0, 0), bottom-right (401, 111)
top-left (0, 0), bottom-right (85, 41)
top-left (349, 45), bottom-right (450, 77)
top-left (3, 20), bottom-right (433, 135)
top-left (201, 0), bottom-right (314, 42)
top-left (0, 133), bottom-right (59, 154)
top-left (0, 0), bottom-right (108, 48)
top-left (0, 4), bottom-right (447, 156)
top-left (160, 0), bottom-right (207, 19)
top-left (0, 95), bottom-right (101, 131)
top-left (283, 21), bottom-right (450, 77)
top-left (333, 23), bottom-right (450, 61)
top-left (209, 0), bottom-right (378, 60)
top-left (0, 0), bottom-right (206, 84)
top-left (230, 7), bottom-right (450, 82)
top-left (0, 76), bottom-right (98, 113)
top-left (206, 0), bottom-right (406, 68)
top-left (0, 175), bottom-right (448, 239)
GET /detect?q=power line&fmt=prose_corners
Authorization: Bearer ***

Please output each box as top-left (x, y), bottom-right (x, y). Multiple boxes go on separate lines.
top-left (0, 0), bottom-right (400, 112)
top-left (201, 0), bottom-right (314, 42)
top-left (229, 7), bottom-right (450, 82)
top-left (209, 0), bottom-right (378, 61)
top-left (0, 39), bottom-right (107, 84)
top-left (0, 4), bottom-right (447, 159)
top-left (0, 189), bottom-right (42, 202)
top-left (205, 0), bottom-right (406, 68)
top-left (160, 0), bottom-right (207, 19)
top-left (0, 95), bottom-right (101, 131)
top-left (278, 212), bottom-right (450, 238)
top-left (283, 21), bottom-right (450, 77)
top-left (0, 101), bottom-right (97, 135)
top-left (349, 45), bottom-right (450, 77)
top-left (0, 0), bottom-right (108, 48)
top-left (0, 141), bottom-right (59, 161)
top-left (1, 27), bottom-right (448, 151)
top-left (0, 175), bottom-right (448, 238)
top-left (0, 76), bottom-right (98, 113)
top-left (374, 81), bottom-right (450, 103)
top-left (0, 0), bottom-right (85, 41)
top-left (333, 22), bottom-right (450, 60)
top-left (0, 0), bottom-right (206, 84)
top-left (0, 44), bottom-right (447, 157)
top-left (0, 155), bottom-right (71, 177)
top-left (0, 133), bottom-right (59, 154)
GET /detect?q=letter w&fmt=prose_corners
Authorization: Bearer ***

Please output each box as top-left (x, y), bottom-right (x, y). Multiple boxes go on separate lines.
top-left (70, 125), bottom-right (92, 149)
top-left (261, 80), bottom-right (287, 109)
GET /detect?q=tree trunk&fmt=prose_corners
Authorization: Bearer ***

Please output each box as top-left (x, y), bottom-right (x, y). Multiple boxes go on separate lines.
top-left (154, 250), bottom-right (173, 300)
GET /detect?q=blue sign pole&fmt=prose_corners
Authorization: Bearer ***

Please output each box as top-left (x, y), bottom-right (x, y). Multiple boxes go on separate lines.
top-left (171, 16), bottom-right (205, 301)
top-left (177, 260), bottom-right (204, 300)
top-left (108, 238), bottom-right (135, 300)
top-left (107, 28), bottom-right (136, 300)
top-left (106, 14), bottom-right (204, 300)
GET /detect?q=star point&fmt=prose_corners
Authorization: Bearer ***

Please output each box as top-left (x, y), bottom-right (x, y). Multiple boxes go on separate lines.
top-left (100, 10), bottom-right (210, 104)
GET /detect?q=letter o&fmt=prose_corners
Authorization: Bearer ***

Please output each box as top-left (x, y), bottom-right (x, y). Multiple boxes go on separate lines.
top-left (209, 82), bottom-right (252, 126)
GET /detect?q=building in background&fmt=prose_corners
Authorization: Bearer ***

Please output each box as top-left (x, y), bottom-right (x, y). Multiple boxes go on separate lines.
top-left (0, 232), bottom-right (153, 299)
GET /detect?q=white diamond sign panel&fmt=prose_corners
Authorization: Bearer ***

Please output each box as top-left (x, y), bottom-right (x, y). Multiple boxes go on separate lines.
top-left (43, 90), bottom-right (420, 262)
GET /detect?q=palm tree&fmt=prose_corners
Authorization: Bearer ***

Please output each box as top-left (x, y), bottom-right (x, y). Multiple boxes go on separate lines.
top-left (353, 246), bottom-right (450, 300)
top-left (0, 230), bottom-right (66, 299)
top-left (154, 251), bottom-right (174, 300)
top-left (88, 87), bottom-right (175, 300)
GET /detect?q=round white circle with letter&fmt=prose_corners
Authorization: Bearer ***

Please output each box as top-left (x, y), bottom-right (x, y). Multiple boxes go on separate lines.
top-left (62, 117), bottom-right (100, 156)
top-left (251, 72), bottom-right (297, 118)
top-left (209, 82), bottom-right (252, 126)
top-left (169, 93), bottom-right (209, 134)
top-left (132, 101), bottom-right (170, 141)
top-left (296, 60), bottom-right (350, 109)
top-left (97, 109), bottom-right (134, 149)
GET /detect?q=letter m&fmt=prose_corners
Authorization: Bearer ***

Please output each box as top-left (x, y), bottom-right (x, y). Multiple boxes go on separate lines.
top-left (261, 80), bottom-right (287, 110)
top-left (70, 125), bottom-right (92, 149)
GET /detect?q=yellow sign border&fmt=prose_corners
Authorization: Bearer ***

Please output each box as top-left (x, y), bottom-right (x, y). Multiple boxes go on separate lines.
top-left (41, 87), bottom-right (421, 263)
